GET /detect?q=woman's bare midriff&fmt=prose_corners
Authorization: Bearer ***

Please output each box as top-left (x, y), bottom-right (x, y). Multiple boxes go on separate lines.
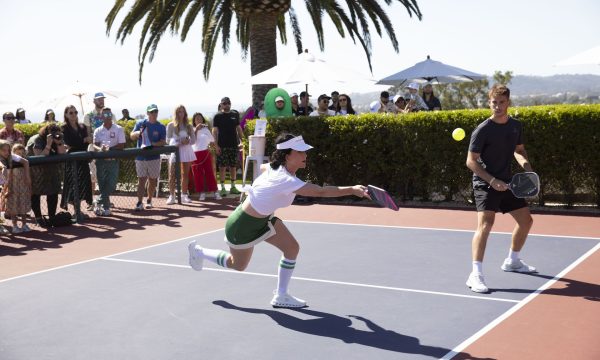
top-left (241, 199), bottom-right (270, 219)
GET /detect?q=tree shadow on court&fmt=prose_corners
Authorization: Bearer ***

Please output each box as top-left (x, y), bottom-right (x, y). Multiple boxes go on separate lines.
top-left (213, 300), bottom-right (493, 359)
top-left (491, 273), bottom-right (600, 301)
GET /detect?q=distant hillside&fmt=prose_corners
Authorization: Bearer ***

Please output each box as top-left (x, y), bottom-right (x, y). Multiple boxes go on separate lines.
top-left (349, 74), bottom-right (600, 109)
top-left (509, 74), bottom-right (600, 96)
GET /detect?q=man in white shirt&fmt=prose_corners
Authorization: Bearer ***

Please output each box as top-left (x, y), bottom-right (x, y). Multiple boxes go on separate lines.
top-left (92, 107), bottom-right (126, 216)
top-left (309, 94), bottom-right (336, 116)
top-left (84, 92), bottom-right (117, 201)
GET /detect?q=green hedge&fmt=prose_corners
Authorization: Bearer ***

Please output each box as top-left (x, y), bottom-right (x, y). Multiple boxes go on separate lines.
top-left (9, 107), bottom-right (599, 207)
top-left (243, 104), bottom-right (600, 207)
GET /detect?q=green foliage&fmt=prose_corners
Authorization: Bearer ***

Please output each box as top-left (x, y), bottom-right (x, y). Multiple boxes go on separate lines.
top-left (435, 79), bottom-right (490, 110)
top-left (245, 104), bottom-right (600, 207)
top-left (493, 70), bottom-right (514, 85)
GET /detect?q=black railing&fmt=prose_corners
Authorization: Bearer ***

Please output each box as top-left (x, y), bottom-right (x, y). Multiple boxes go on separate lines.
top-left (28, 146), bottom-right (180, 222)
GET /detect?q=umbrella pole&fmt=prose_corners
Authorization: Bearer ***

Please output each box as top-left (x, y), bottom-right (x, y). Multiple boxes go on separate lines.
top-left (77, 94), bottom-right (85, 114)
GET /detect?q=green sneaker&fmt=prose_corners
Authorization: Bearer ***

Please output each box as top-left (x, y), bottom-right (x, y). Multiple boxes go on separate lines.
top-left (229, 186), bottom-right (241, 195)
top-left (220, 187), bottom-right (228, 197)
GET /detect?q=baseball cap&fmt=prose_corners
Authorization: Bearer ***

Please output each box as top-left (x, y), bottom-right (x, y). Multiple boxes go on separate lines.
top-left (146, 104), bottom-right (158, 112)
top-left (318, 94), bottom-right (331, 102)
top-left (405, 82), bottom-right (419, 90)
top-left (299, 91), bottom-right (311, 98)
top-left (46, 109), bottom-right (55, 115)
top-left (16, 108), bottom-right (25, 113)
top-left (289, 92), bottom-right (298, 97)
top-left (274, 96), bottom-right (285, 102)
top-left (331, 91), bottom-right (339, 96)
top-left (94, 92), bottom-right (106, 99)
top-left (221, 97), bottom-right (231, 104)
top-left (276, 135), bottom-right (313, 151)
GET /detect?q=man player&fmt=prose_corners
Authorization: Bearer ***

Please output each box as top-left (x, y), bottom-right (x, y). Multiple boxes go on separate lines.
top-left (465, 84), bottom-right (536, 293)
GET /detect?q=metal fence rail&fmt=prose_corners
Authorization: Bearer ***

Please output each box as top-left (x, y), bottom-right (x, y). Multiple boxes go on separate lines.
top-left (27, 146), bottom-right (180, 223)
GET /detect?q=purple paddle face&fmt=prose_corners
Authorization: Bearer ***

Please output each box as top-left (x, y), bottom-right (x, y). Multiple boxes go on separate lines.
top-left (367, 185), bottom-right (399, 211)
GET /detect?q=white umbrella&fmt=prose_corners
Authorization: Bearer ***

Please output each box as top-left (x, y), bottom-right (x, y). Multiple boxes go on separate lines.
top-left (250, 50), bottom-right (376, 94)
top-left (555, 45), bottom-right (600, 66)
top-left (31, 81), bottom-right (125, 117)
top-left (377, 55), bottom-right (486, 86)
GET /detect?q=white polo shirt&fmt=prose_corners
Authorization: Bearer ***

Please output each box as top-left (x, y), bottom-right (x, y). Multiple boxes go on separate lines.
top-left (93, 123), bottom-right (126, 148)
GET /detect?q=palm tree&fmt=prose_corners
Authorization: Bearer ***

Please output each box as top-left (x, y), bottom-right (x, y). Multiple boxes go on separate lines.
top-left (105, 0), bottom-right (422, 105)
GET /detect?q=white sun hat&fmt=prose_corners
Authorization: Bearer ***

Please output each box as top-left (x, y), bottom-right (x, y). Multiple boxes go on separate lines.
top-left (276, 136), bottom-right (313, 151)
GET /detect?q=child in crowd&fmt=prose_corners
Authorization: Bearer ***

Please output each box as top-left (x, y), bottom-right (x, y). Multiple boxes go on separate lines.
top-left (0, 141), bottom-right (32, 233)
top-left (191, 112), bottom-right (220, 201)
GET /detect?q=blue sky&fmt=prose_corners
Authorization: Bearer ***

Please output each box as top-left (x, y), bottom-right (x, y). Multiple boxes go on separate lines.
top-left (1, 0), bottom-right (599, 121)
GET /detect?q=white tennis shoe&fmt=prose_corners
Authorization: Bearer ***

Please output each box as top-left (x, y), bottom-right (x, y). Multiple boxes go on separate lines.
top-left (188, 241), bottom-right (204, 271)
top-left (466, 272), bottom-right (489, 293)
top-left (501, 258), bottom-right (537, 273)
top-left (270, 292), bottom-right (307, 308)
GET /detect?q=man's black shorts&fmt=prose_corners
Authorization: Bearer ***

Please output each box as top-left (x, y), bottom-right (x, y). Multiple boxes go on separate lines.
top-left (473, 185), bottom-right (527, 213)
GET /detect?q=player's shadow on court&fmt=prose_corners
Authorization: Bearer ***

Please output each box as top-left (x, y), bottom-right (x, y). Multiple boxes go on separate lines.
top-left (213, 300), bottom-right (491, 359)
top-left (512, 273), bottom-right (599, 301)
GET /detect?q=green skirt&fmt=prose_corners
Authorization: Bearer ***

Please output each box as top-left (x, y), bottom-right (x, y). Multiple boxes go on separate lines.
top-left (224, 205), bottom-right (279, 249)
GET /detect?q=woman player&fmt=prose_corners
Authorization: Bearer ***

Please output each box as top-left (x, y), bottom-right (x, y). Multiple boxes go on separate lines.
top-left (188, 133), bottom-right (369, 308)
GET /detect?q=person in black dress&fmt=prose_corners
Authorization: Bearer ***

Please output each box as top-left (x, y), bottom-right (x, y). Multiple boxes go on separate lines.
top-left (60, 105), bottom-right (93, 214)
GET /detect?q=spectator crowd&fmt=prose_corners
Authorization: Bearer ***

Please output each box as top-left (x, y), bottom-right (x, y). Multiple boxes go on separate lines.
top-left (0, 85), bottom-right (443, 234)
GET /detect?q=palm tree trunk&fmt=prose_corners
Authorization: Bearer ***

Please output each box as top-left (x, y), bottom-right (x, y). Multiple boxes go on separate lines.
top-left (248, 13), bottom-right (279, 107)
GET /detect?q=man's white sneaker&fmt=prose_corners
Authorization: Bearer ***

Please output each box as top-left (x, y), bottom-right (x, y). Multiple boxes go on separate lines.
top-left (501, 258), bottom-right (537, 273)
top-left (188, 241), bottom-right (204, 271)
top-left (198, 193), bottom-right (206, 201)
top-left (270, 292), bottom-right (307, 308)
top-left (182, 194), bottom-right (192, 203)
top-left (166, 196), bottom-right (176, 205)
top-left (214, 192), bottom-right (222, 200)
top-left (466, 272), bottom-right (489, 293)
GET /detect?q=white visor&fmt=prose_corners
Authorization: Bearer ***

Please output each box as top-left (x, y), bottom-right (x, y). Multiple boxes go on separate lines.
top-left (276, 136), bottom-right (313, 151)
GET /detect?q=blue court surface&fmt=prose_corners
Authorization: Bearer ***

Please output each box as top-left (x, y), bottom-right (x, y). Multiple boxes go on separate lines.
top-left (1, 222), bottom-right (598, 360)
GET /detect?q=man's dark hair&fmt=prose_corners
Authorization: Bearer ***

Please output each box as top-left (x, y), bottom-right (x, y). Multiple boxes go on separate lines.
top-left (380, 91), bottom-right (389, 98)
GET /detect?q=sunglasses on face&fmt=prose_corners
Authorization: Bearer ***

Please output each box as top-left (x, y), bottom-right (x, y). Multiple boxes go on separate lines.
top-left (103, 113), bottom-right (112, 118)
top-left (149, 110), bottom-right (158, 114)
top-left (221, 102), bottom-right (231, 105)
top-left (339, 98), bottom-right (348, 102)
top-left (68, 111), bottom-right (78, 115)
top-left (3, 117), bottom-right (15, 121)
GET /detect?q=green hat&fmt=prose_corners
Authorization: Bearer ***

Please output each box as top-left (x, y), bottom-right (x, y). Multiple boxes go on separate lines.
top-left (146, 104), bottom-right (158, 112)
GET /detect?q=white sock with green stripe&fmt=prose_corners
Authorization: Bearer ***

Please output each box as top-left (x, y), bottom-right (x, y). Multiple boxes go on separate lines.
top-left (276, 257), bottom-right (296, 295)
top-left (201, 248), bottom-right (230, 268)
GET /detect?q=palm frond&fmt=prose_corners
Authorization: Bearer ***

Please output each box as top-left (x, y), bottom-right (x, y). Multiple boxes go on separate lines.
top-left (277, 13), bottom-right (287, 45)
top-left (287, 6), bottom-right (303, 54)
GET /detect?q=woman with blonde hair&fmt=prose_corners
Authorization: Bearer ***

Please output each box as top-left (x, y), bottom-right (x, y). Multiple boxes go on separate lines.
top-left (166, 105), bottom-right (196, 204)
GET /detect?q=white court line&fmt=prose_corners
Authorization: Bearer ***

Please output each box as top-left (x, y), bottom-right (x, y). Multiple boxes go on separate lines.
top-left (439, 241), bottom-right (600, 360)
top-left (100, 257), bottom-right (520, 304)
top-left (285, 220), bottom-right (600, 241)
top-left (0, 229), bottom-right (222, 284)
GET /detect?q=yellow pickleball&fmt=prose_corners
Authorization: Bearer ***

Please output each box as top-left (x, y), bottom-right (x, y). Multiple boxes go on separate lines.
top-left (452, 128), bottom-right (465, 141)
